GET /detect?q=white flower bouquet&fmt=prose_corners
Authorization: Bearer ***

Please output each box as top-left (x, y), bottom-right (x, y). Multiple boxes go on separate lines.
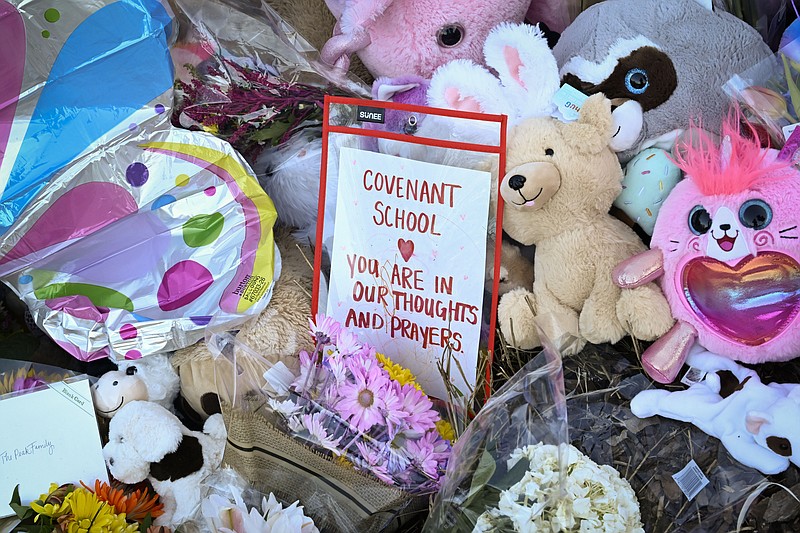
top-left (424, 344), bottom-right (644, 533)
top-left (474, 443), bottom-right (643, 533)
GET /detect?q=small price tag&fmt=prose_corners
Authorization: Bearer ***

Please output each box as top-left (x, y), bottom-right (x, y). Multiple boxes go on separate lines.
top-left (672, 459), bottom-right (710, 501)
top-left (681, 366), bottom-right (707, 387)
top-left (552, 84), bottom-right (589, 122)
top-left (782, 123), bottom-right (799, 141)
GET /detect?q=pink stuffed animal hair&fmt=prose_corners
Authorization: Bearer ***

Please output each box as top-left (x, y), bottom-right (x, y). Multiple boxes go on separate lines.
top-left (672, 117), bottom-right (793, 196)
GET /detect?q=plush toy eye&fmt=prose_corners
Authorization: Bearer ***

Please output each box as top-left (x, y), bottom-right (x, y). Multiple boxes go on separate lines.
top-left (437, 24), bottom-right (464, 48)
top-left (404, 115), bottom-right (418, 135)
top-left (624, 68), bottom-right (649, 95)
top-left (112, 380), bottom-right (119, 386)
top-left (689, 205), bottom-right (712, 235)
top-left (545, 148), bottom-right (554, 156)
top-left (739, 199), bottom-right (772, 230)
top-left (125, 366), bottom-right (138, 376)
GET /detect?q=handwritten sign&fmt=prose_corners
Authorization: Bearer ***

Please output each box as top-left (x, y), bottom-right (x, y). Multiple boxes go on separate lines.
top-left (0, 379), bottom-right (108, 517)
top-left (326, 147), bottom-right (492, 398)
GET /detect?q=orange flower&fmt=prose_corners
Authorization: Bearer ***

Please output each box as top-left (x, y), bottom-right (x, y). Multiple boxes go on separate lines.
top-left (81, 480), bottom-right (164, 521)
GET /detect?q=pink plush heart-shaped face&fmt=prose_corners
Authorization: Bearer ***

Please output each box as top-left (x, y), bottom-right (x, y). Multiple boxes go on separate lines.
top-left (398, 238), bottom-right (414, 262)
top-left (681, 252), bottom-right (800, 346)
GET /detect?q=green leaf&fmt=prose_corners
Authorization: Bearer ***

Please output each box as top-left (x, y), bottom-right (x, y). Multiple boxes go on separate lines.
top-left (9, 485), bottom-right (35, 521)
top-left (782, 54), bottom-right (800, 119)
top-left (462, 450), bottom-right (497, 508)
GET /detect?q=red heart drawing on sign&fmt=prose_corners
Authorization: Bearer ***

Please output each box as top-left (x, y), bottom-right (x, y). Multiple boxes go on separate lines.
top-left (398, 239), bottom-right (414, 262)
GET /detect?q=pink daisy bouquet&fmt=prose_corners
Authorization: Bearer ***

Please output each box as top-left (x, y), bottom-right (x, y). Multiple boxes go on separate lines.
top-left (264, 315), bottom-right (454, 494)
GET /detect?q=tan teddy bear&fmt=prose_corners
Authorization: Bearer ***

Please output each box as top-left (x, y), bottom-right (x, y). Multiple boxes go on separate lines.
top-left (497, 94), bottom-right (674, 353)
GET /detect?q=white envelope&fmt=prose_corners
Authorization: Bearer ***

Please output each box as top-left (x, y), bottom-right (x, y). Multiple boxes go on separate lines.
top-left (0, 378), bottom-right (109, 517)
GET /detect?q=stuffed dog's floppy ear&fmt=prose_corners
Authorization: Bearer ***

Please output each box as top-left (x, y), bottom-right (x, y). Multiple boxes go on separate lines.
top-left (110, 401), bottom-right (184, 463)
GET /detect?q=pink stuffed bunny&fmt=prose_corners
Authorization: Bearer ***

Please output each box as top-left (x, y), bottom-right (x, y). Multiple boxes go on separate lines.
top-left (321, 0), bottom-right (532, 78)
top-left (614, 120), bottom-right (800, 383)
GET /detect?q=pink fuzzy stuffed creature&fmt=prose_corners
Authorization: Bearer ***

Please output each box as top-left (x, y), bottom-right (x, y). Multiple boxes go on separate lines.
top-left (614, 120), bottom-right (800, 384)
top-left (320, 0), bottom-right (532, 78)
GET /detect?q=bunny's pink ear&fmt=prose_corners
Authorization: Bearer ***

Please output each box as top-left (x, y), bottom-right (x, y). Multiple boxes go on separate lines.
top-left (483, 23), bottom-right (559, 118)
top-left (321, 0), bottom-right (395, 70)
top-left (428, 59), bottom-right (511, 116)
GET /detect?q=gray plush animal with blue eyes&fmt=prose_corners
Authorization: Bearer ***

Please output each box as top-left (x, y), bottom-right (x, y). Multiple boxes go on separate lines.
top-left (553, 0), bottom-right (774, 164)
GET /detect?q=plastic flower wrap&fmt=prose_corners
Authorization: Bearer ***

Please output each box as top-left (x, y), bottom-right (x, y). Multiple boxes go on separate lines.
top-left (724, 17), bottom-right (800, 147)
top-left (0, 361), bottom-right (76, 397)
top-left (425, 323), bottom-right (645, 533)
top-left (207, 315), bottom-right (455, 531)
top-left (9, 480), bottom-right (165, 533)
top-left (262, 315), bottom-right (452, 493)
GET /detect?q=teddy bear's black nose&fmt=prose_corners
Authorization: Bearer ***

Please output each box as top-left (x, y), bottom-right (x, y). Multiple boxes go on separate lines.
top-left (508, 174), bottom-right (526, 191)
top-left (720, 224), bottom-right (731, 231)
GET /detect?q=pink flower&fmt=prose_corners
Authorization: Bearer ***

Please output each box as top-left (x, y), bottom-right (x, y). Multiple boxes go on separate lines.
top-left (404, 432), bottom-right (439, 479)
top-left (309, 314), bottom-right (341, 346)
top-left (12, 376), bottom-right (46, 392)
top-left (301, 413), bottom-right (342, 455)
top-left (397, 384), bottom-right (438, 437)
top-left (335, 329), bottom-right (362, 357)
top-left (380, 382), bottom-right (408, 439)
top-left (355, 441), bottom-right (394, 485)
top-left (336, 363), bottom-right (388, 432)
top-left (292, 350), bottom-right (325, 394)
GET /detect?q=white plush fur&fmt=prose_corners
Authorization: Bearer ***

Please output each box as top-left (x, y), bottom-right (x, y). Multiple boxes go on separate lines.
top-left (91, 353), bottom-right (180, 418)
top-left (103, 401), bottom-right (227, 526)
top-left (632, 349), bottom-right (800, 475)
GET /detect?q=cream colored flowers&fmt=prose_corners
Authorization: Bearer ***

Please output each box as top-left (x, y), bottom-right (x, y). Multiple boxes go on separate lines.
top-left (473, 444), bottom-right (644, 533)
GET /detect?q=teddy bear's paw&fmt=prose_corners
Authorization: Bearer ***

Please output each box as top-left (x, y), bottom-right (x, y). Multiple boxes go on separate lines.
top-left (579, 299), bottom-right (626, 345)
top-left (616, 284), bottom-right (675, 341)
top-left (498, 288), bottom-right (540, 349)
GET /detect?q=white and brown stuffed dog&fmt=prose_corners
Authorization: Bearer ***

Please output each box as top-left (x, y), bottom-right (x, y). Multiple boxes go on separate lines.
top-left (92, 354), bottom-right (180, 418)
top-left (103, 401), bottom-right (226, 527)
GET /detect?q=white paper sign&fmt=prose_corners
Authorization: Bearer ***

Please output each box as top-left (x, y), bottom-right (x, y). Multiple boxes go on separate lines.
top-left (0, 378), bottom-right (109, 517)
top-left (327, 147), bottom-right (492, 398)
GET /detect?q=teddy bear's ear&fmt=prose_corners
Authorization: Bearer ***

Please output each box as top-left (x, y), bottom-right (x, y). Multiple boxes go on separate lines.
top-left (564, 94), bottom-right (615, 153)
top-left (745, 410), bottom-right (773, 435)
top-left (428, 59), bottom-right (511, 116)
top-left (483, 23), bottom-right (559, 118)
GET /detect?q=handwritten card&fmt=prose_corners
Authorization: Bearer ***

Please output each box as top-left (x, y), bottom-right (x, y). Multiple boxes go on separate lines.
top-left (0, 378), bottom-right (108, 517)
top-left (326, 147), bottom-right (492, 398)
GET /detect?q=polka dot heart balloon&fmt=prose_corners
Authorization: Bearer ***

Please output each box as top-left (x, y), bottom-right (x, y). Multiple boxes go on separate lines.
top-left (0, 0), bottom-right (279, 361)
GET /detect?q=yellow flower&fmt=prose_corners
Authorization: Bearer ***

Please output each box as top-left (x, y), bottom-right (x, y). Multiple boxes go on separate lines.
top-left (435, 419), bottom-right (456, 442)
top-left (61, 489), bottom-right (137, 533)
top-left (30, 483), bottom-right (72, 520)
top-left (335, 455), bottom-right (354, 468)
top-left (202, 124), bottom-right (219, 134)
top-left (376, 353), bottom-right (423, 391)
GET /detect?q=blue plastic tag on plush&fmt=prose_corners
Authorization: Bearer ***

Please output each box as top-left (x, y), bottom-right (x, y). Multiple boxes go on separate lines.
top-left (552, 84), bottom-right (589, 122)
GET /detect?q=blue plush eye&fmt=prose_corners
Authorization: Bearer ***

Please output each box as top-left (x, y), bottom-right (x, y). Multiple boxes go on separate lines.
top-left (625, 68), bottom-right (649, 95)
top-left (739, 199), bottom-right (772, 229)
